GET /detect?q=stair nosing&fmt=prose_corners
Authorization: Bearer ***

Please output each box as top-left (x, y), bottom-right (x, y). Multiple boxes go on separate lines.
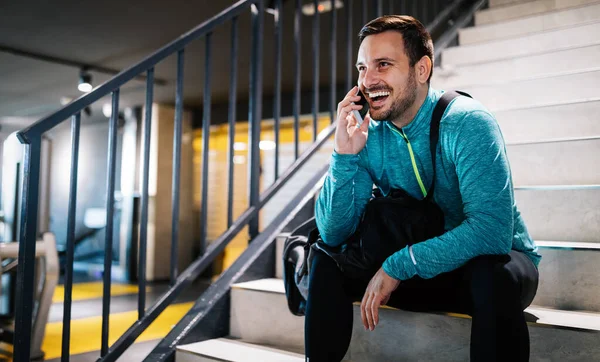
top-left (506, 135), bottom-right (600, 146)
top-left (468, 1), bottom-right (600, 33)
top-left (454, 19), bottom-right (600, 50)
top-left (514, 184), bottom-right (600, 191)
top-left (444, 39), bottom-right (600, 68)
top-left (536, 241), bottom-right (600, 250)
top-left (436, 66), bottom-right (600, 90)
top-left (488, 96), bottom-right (600, 113)
top-left (477, 0), bottom-right (600, 23)
top-left (464, 18), bottom-right (600, 48)
top-left (177, 338), bottom-right (304, 361)
top-left (434, 43), bottom-right (600, 82)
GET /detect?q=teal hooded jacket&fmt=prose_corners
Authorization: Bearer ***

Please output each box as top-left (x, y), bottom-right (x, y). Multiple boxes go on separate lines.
top-left (315, 87), bottom-right (541, 281)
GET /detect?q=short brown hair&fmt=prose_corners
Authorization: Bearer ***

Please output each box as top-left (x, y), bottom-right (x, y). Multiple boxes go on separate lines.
top-left (358, 15), bottom-right (434, 82)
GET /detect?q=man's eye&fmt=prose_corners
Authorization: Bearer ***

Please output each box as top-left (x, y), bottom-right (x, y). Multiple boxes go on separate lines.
top-left (380, 62), bottom-right (389, 67)
top-left (357, 66), bottom-right (365, 72)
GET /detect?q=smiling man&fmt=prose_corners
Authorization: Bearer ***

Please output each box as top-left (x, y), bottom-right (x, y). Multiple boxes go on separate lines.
top-left (306, 15), bottom-right (541, 362)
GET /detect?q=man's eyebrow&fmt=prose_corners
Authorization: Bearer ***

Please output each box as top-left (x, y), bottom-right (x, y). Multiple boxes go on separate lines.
top-left (355, 57), bottom-right (396, 67)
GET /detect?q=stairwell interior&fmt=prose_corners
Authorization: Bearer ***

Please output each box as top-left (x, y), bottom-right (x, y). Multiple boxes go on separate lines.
top-left (5, 0), bottom-right (600, 360)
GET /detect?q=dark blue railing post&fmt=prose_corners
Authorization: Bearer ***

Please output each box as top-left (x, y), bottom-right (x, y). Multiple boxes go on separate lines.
top-left (200, 34), bottom-right (212, 256)
top-left (13, 136), bottom-right (42, 362)
top-left (248, 0), bottom-right (264, 241)
top-left (312, 0), bottom-right (320, 140)
top-left (61, 113), bottom-right (81, 362)
top-left (138, 68), bottom-right (155, 319)
top-left (101, 89), bottom-right (120, 357)
top-left (274, 0), bottom-right (283, 180)
top-left (170, 49), bottom-right (185, 284)
top-left (227, 17), bottom-right (239, 229)
top-left (330, 0), bottom-right (337, 123)
top-left (346, 0), bottom-right (353, 91)
top-left (376, 0), bottom-right (383, 17)
top-left (293, 0), bottom-right (301, 159)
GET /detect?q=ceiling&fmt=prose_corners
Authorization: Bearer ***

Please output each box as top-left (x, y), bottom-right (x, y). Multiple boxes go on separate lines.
top-left (0, 0), bottom-right (426, 135)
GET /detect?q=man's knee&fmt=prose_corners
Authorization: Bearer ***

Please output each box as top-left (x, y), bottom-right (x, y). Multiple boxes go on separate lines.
top-left (466, 254), bottom-right (521, 310)
top-left (308, 251), bottom-right (342, 292)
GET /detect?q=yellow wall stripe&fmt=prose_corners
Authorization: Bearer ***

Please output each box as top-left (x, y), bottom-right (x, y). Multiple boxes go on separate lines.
top-left (53, 282), bottom-right (147, 303)
top-left (42, 302), bottom-right (194, 359)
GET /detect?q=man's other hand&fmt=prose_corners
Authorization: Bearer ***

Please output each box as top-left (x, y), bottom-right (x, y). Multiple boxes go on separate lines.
top-left (334, 86), bottom-right (372, 155)
top-left (360, 267), bottom-right (400, 331)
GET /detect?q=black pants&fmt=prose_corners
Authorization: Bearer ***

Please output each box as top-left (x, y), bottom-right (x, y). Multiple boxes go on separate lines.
top-left (305, 250), bottom-right (539, 362)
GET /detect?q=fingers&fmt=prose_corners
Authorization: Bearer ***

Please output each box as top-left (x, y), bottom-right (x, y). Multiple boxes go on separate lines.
top-left (364, 293), bottom-right (375, 330)
top-left (337, 86), bottom-right (361, 119)
top-left (344, 85), bottom-right (359, 99)
top-left (360, 293), bottom-right (368, 330)
top-left (361, 292), bottom-right (383, 331)
top-left (346, 110), bottom-right (358, 130)
top-left (371, 295), bottom-right (380, 328)
top-left (358, 112), bottom-right (371, 133)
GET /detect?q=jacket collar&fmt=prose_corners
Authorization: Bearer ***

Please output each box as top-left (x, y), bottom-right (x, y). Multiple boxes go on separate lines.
top-left (385, 86), bottom-right (442, 139)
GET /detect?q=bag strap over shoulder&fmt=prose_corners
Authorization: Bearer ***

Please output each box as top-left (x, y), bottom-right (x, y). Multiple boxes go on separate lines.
top-left (427, 90), bottom-right (472, 200)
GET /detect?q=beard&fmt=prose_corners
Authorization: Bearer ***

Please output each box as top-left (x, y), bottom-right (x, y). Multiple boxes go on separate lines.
top-left (369, 69), bottom-right (418, 122)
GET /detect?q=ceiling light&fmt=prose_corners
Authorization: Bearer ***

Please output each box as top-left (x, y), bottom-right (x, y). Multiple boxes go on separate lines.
top-left (302, 0), bottom-right (343, 15)
top-left (78, 71), bottom-right (92, 93)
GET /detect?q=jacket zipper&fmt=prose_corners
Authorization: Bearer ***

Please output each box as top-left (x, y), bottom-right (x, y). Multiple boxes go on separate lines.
top-left (388, 125), bottom-right (428, 198)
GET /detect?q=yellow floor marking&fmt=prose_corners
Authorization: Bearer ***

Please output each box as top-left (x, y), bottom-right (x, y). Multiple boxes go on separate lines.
top-left (42, 302), bottom-right (194, 359)
top-left (53, 282), bottom-right (147, 303)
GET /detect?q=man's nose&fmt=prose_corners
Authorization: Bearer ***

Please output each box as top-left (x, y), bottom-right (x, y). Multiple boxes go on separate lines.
top-left (362, 68), bottom-right (379, 89)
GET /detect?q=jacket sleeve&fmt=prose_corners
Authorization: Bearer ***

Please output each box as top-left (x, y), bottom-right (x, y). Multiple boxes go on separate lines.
top-left (383, 110), bottom-right (514, 280)
top-left (315, 151), bottom-right (374, 247)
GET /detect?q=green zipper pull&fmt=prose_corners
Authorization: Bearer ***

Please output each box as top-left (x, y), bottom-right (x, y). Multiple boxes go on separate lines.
top-left (399, 129), bottom-right (428, 198)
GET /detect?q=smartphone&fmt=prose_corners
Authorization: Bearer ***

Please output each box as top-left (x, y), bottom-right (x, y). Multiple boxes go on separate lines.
top-left (352, 89), bottom-right (369, 127)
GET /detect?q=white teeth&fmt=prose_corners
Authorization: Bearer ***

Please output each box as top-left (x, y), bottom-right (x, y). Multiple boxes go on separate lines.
top-left (368, 91), bottom-right (390, 98)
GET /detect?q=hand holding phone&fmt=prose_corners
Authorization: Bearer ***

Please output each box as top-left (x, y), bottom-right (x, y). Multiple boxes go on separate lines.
top-left (334, 86), bottom-right (371, 155)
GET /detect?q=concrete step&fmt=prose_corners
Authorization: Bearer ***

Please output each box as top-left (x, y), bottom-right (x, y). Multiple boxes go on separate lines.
top-left (507, 137), bottom-right (600, 186)
top-left (535, 241), bottom-right (600, 312)
top-left (230, 278), bottom-right (600, 361)
top-left (462, 3), bottom-right (600, 45)
top-left (494, 99), bottom-right (600, 144)
top-left (515, 185), bottom-right (600, 243)
top-left (461, 68), bottom-right (600, 111)
top-left (433, 44), bottom-right (600, 89)
top-left (348, 306), bottom-right (600, 361)
top-left (476, 0), bottom-right (600, 25)
top-left (230, 278), bottom-right (305, 352)
top-left (434, 44), bottom-right (600, 89)
top-left (442, 22), bottom-right (600, 66)
top-left (176, 338), bottom-right (304, 362)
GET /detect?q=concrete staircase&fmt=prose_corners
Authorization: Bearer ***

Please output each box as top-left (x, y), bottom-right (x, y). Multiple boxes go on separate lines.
top-left (176, 1), bottom-right (600, 360)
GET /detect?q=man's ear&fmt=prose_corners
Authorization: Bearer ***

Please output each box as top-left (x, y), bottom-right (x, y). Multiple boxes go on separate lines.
top-left (415, 55), bottom-right (432, 84)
